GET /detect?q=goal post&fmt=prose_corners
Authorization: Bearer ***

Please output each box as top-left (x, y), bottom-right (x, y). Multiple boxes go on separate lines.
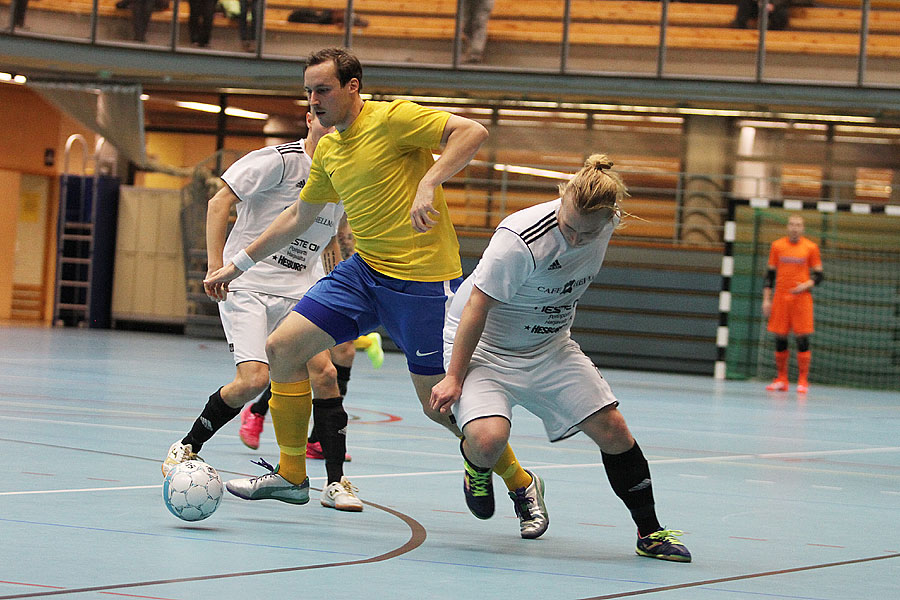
top-left (718, 198), bottom-right (900, 390)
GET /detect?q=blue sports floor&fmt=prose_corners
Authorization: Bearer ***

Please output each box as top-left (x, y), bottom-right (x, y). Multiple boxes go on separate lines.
top-left (1, 325), bottom-right (898, 600)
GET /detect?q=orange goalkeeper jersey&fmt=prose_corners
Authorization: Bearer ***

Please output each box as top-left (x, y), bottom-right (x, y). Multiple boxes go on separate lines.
top-left (768, 236), bottom-right (822, 296)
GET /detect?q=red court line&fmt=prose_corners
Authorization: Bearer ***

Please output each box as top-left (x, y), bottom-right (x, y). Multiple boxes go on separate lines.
top-left (0, 499), bottom-right (426, 600)
top-left (99, 593), bottom-right (178, 599)
top-left (576, 552), bottom-right (900, 600)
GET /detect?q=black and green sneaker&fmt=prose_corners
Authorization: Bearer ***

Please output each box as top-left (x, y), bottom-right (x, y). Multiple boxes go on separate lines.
top-left (462, 444), bottom-right (494, 519)
top-left (636, 528), bottom-right (692, 562)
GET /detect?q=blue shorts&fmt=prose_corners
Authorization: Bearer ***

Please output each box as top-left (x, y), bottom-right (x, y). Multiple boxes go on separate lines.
top-left (294, 254), bottom-right (463, 376)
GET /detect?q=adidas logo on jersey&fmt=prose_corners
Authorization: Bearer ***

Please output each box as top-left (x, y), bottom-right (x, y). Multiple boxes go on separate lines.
top-left (548, 260), bottom-right (562, 270)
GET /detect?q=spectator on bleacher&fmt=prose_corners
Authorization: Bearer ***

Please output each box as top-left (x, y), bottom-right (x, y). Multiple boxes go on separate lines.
top-left (460, 0), bottom-right (494, 64)
top-left (188, 0), bottom-right (217, 47)
top-left (732, 0), bottom-right (791, 31)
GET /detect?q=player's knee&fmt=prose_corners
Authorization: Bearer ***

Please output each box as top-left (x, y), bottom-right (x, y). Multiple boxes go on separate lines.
top-left (308, 360), bottom-right (338, 391)
top-left (331, 341), bottom-right (355, 364)
top-left (796, 336), bottom-right (810, 352)
top-left (463, 430), bottom-right (507, 462)
top-left (775, 337), bottom-right (789, 352)
top-left (235, 364), bottom-right (269, 396)
top-left (265, 335), bottom-right (290, 368)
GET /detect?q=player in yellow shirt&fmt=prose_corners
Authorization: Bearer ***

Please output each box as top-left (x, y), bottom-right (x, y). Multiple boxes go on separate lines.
top-left (206, 48), bottom-right (537, 524)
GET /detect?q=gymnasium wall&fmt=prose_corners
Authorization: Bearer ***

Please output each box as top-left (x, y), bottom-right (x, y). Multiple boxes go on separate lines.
top-left (0, 85), bottom-right (97, 322)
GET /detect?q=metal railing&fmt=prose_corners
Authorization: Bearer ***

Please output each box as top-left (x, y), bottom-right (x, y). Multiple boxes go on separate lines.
top-left (2, 0), bottom-right (891, 89)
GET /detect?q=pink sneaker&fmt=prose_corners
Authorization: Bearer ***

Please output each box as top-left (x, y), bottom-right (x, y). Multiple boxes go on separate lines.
top-left (306, 440), bottom-right (352, 462)
top-left (239, 405), bottom-right (264, 450)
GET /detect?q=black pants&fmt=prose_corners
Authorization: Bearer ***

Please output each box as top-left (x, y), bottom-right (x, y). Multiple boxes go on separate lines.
top-left (239, 0), bottom-right (257, 41)
top-left (188, 0), bottom-right (217, 46)
top-left (12, 0), bottom-right (28, 27)
top-left (131, 0), bottom-right (156, 41)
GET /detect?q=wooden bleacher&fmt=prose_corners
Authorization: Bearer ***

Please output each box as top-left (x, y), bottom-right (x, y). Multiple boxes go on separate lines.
top-left (7, 0), bottom-right (900, 58)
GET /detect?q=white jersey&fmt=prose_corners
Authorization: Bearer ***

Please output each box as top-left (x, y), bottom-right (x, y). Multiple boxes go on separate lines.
top-left (445, 198), bottom-right (617, 357)
top-left (220, 139), bottom-right (343, 300)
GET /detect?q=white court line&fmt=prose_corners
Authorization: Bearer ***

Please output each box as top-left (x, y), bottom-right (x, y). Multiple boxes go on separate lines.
top-left (0, 400), bottom-right (167, 418)
top-left (0, 485), bottom-right (159, 496)
top-left (0, 414), bottom-right (191, 436)
top-left (812, 485), bottom-right (843, 491)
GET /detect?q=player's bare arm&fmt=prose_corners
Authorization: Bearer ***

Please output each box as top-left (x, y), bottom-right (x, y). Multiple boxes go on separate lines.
top-left (204, 185), bottom-right (241, 301)
top-left (410, 115), bottom-right (489, 232)
top-left (430, 285), bottom-right (499, 414)
top-left (791, 266), bottom-right (824, 294)
top-left (320, 234), bottom-right (342, 275)
top-left (204, 199), bottom-right (323, 299)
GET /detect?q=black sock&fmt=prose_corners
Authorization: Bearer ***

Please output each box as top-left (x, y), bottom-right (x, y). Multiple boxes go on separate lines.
top-left (307, 418), bottom-right (319, 444)
top-left (335, 364), bottom-right (351, 397)
top-left (250, 384), bottom-right (271, 416)
top-left (313, 396), bottom-right (347, 483)
top-left (601, 441), bottom-right (661, 537)
top-left (182, 387), bottom-right (241, 452)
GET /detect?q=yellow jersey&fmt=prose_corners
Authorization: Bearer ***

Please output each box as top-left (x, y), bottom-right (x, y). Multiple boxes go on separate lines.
top-left (300, 99), bottom-right (462, 282)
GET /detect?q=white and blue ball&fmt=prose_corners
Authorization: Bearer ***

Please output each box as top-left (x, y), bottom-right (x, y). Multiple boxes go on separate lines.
top-left (162, 460), bottom-right (223, 521)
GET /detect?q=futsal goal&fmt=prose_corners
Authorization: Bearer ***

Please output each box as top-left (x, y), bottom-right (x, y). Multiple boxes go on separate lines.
top-left (719, 199), bottom-right (900, 390)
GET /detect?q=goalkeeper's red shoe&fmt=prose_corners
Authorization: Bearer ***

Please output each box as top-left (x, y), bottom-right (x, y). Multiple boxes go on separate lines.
top-left (766, 378), bottom-right (788, 392)
top-left (796, 379), bottom-right (809, 394)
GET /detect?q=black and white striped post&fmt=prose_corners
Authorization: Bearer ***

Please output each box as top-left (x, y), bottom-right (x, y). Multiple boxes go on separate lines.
top-left (714, 197), bottom-right (900, 380)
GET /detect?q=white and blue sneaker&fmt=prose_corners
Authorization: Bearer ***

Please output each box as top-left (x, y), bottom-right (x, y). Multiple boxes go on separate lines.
top-left (508, 469), bottom-right (549, 539)
top-left (225, 458), bottom-right (310, 505)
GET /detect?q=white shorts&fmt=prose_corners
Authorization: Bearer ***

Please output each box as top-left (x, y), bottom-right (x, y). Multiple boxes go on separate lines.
top-left (218, 290), bottom-right (298, 365)
top-left (453, 339), bottom-right (619, 442)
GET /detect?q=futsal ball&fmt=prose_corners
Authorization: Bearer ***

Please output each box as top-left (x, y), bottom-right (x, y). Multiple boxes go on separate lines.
top-left (162, 460), bottom-right (223, 521)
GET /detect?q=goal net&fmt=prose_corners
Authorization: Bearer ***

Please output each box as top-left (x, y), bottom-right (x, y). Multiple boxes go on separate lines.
top-left (726, 205), bottom-right (900, 390)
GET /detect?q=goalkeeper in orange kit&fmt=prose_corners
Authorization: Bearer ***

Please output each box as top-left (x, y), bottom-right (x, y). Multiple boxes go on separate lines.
top-left (762, 215), bottom-right (824, 394)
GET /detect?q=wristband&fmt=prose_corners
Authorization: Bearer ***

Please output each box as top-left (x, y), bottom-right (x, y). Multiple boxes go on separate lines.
top-left (232, 249), bottom-right (256, 272)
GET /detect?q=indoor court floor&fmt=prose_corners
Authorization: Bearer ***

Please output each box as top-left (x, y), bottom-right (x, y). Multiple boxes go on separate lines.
top-left (0, 325), bottom-right (897, 600)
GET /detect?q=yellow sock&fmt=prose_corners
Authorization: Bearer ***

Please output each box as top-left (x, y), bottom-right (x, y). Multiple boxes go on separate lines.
top-left (269, 379), bottom-right (312, 484)
top-left (493, 443), bottom-right (532, 491)
top-left (353, 335), bottom-right (372, 350)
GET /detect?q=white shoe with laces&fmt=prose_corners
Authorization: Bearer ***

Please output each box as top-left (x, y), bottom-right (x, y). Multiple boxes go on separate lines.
top-left (162, 441), bottom-right (203, 477)
top-left (508, 469), bottom-right (548, 539)
top-left (321, 476), bottom-right (363, 512)
top-left (225, 458), bottom-right (310, 505)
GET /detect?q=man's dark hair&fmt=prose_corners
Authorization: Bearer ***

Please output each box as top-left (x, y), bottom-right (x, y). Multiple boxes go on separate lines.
top-left (305, 48), bottom-right (363, 91)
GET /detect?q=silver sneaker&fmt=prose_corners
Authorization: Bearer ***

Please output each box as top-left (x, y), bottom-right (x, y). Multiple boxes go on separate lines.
top-left (225, 458), bottom-right (310, 505)
top-left (508, 469), bottom-right (549, 539)
top-left (321, 476), bottom-right (363, 512)
top-left (162, 441), bottom-right (203, 477)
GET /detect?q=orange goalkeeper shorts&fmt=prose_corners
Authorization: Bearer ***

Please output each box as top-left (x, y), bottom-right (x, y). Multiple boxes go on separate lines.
top-left (767, 292), bottom-right (814, 337)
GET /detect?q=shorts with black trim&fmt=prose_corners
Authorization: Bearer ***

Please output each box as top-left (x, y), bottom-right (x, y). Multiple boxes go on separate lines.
top-left (219, 290), bottom-right (298, 365)
top-left (453, 338), bottom-right (619, 441)
top-left (294, 254), bottom-right (462, 376)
